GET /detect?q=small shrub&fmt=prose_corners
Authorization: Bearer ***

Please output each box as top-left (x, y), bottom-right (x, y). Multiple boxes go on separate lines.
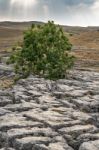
top-left (69, 33), bottom-right (73, 36)
top-left (9, 21), bottom-right (75, 80)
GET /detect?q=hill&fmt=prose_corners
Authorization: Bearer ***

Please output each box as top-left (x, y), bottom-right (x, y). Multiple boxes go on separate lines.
top-left (0, 21), bottom-right (99, 72)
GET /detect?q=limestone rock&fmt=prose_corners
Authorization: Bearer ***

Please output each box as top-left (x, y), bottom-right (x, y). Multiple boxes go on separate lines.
top-left (0, 70), bottom-right (99, 150)
top-left (79, 140), bottom-right (99, 150)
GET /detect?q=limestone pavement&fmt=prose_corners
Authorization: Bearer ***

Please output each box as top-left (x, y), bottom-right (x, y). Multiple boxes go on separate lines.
top-left (0, 70), bottom-right (99, 150)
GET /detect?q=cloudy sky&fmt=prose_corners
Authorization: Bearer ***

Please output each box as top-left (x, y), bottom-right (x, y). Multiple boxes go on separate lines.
top-left (0, 0), bottom-right (99, 26)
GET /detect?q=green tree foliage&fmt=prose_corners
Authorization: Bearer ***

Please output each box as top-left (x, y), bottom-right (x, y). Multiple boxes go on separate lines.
top-left (9, 21), bottom-right (75, 80)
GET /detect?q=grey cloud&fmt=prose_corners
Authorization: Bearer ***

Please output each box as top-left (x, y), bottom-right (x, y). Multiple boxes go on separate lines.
top-left (37, 0), bottom-right (95, 6)
top-left (0, 0), bottom-right (99, 26)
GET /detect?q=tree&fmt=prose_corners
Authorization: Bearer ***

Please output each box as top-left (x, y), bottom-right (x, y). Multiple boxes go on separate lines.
top-left (9, 21), bottom-right (75, 80)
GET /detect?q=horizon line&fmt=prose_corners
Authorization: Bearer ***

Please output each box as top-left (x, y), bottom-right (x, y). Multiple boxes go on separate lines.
top-left (0, 20), bottom-right (99, 28)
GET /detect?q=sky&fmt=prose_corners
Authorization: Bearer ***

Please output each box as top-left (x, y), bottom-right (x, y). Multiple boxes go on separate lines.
top-left (0, 0), bottom-right (99, 26)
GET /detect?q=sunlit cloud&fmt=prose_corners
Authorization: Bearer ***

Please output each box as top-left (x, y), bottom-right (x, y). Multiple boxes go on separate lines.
top-left (11, 0), bottom-right (37, 7)
top-left (0, 0), bottom-right (99, 26)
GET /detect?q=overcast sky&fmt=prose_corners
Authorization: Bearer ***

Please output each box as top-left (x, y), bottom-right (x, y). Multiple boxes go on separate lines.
top-left (0, 0), bottom-right (99, 26)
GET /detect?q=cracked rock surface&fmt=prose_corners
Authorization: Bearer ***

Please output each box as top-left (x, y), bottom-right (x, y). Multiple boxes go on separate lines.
top-left (0, 70), bottom-right (99, 150)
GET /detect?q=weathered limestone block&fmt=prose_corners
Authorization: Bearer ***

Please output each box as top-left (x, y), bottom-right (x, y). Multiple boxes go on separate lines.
top-left (59, 125), bottom-right (97, 136)
top-left (14, 136), bottom-right (51, 150)
top-left (0, 108), bottom-right (11, 116)
top-left (4, 102), bottom-right (39, 112)
top-left (0, 114), bottom-right (43, 131)
top-left (49, 142), bottom-right (73, 150)
top-left (79, 140), bottom-right (99, 150)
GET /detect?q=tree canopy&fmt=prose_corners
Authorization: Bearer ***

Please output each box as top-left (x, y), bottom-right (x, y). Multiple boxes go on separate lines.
top-left (9, 21), bottom-right (75, 80)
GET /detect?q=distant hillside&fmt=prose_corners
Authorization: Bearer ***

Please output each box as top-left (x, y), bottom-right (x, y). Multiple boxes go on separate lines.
top-left (0, 21), bottom-right (43, 30)
top-left (0, 21), bottom-right (99, 71)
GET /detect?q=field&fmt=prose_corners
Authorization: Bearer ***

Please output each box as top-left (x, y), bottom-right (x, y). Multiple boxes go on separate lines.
top-left (0, 22), bottom-right (99, 71)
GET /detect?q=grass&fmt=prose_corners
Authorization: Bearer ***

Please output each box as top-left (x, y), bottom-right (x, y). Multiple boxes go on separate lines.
top-left (0, 77), bottom-right (14, 89)
top-left (0, 26), bottom-right (23, 52)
